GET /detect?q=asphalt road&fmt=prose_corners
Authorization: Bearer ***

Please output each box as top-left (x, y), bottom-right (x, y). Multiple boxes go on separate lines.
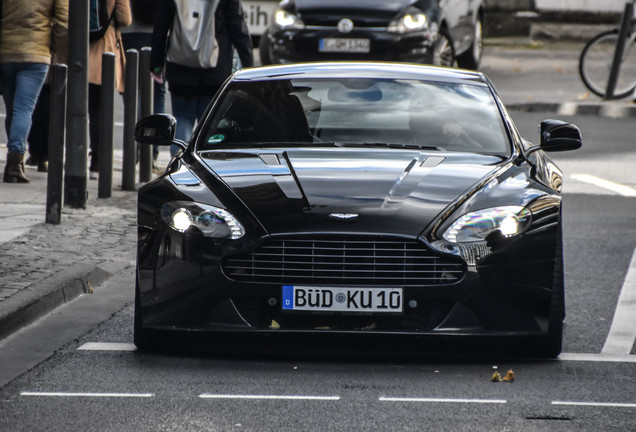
top-left (0, 111), bottom-right (634, 431)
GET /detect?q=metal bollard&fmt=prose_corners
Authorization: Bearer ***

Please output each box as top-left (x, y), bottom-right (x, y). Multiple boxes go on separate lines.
top-left (98, 53), bottom-right (116, 198)
top-left (64, 0), bottom-right (89, 208)
top-left (139, 47), bottom-right (153, 183)
top-left (122, 49), bottom-right (139, 191)
top-left (46, 64), bottom-right (68, 225)
top-left (605, 2), bottom-right (634, 99)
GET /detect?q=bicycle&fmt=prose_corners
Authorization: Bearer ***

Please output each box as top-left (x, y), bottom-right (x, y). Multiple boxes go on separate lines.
top-left (579, 16), bottom-right (636, 99)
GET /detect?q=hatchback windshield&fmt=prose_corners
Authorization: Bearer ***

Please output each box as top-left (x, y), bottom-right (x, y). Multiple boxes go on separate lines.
top-left (198, 78), bottom-right (510, 154)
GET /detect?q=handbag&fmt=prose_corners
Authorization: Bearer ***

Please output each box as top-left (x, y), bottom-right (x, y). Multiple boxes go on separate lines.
top-left (166, 0), bottom-right (220, 69)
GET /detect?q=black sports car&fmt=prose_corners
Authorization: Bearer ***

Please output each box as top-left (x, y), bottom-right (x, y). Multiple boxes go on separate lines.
top-left (259, 0), bottom-right (484, 69)
top-left (134, 62), bottom-right (581, 358)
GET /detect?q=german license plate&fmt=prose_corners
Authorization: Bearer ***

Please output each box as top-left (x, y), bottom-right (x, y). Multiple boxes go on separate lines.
top-left (282, 285), bottom-right (403, 313)
top-left (319, 38), bottom-right (370, 53)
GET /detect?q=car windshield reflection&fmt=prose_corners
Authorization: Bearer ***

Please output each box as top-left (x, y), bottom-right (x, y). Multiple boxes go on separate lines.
top-left (198, 78), bottom-right (511, 156)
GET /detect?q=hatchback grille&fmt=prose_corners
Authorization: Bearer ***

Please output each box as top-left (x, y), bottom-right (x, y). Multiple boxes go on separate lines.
top-left (223, 237), bottom-right (465, 286)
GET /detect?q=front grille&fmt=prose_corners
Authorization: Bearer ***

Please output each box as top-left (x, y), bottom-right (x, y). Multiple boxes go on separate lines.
top-left (223, 237), bottom-right (465, 286)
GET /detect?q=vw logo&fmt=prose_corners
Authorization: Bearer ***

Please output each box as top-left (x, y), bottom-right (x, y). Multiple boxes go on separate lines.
top-left (330, 213), bottom-right (359, 220)
top-left (337, 18), bottom-right (354, 33)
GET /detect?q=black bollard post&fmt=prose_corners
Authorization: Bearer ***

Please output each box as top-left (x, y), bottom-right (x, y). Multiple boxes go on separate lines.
top-left (64, 0), bottom-right (89, 208)
top-left (98, 53), bottom-right (116, 198)
top-left (122, 49), bottom-right (139, 191)
top-left (46, 64), bottom-right (68, 225)
top-left (605, 2), bottom-right (634, 100)
top-left (139, 47), bottom-right (153, 183)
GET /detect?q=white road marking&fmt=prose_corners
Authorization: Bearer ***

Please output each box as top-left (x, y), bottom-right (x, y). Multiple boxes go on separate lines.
top-left (379, 397), bottom-right (506, 404)
top-left (571, 174), bottom-right (636, 197)
top-left (558, 353), bottom-right (636, 363)
top-left (199, 394), bottom-right (340, 401)
top-left (602, 248), bottom-right (636, 355)
top-left (77, 342), bottom-right (137, 351)
top-left (553, 401), bottom-right (636, 409)
top-left (76, 343), bottom-right (636, 362)
top-left (20, 392), bottom-right (154, 398)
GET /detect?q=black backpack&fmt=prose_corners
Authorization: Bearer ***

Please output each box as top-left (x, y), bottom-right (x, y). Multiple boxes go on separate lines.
top-left (130, 0), bottom-right (156, 25)
top-left (89, 0), bottom-right (113, 42)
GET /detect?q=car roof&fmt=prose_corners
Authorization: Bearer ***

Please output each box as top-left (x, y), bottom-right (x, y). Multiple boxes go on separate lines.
top-left (233, 62), bottom-right (489, 86)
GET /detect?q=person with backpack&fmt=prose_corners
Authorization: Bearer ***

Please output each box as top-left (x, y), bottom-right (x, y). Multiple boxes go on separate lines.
top-left (150, 0), bottom-right (254, 156)
top-left (0, 0), bottom-right (68, 183)
top-left (88, 0), bottom-right (131, 178)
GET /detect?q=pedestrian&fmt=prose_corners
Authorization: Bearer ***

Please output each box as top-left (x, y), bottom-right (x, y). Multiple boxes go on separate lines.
top-left (0, 0), bottom-right (68, 183)
top-left (88, 0), bottom-right (131, 179)
top-left (26, 23), bottom-right (69, 174)
top-left (150, 0), bottom-right (254, 156)
top-left (121, 0), bottom-right (167, 172)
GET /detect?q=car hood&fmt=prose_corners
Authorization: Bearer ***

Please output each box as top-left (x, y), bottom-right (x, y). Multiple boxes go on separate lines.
top-left (199, 148), bottom-right (503, 236)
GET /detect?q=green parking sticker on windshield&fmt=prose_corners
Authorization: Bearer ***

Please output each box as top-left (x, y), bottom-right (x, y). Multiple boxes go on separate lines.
top-left (208, 134), bottom-right (225, 144)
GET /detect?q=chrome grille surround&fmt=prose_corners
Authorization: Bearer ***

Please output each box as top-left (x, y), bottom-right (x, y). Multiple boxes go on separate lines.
top-left (223, 236), bottom-right (466, 286)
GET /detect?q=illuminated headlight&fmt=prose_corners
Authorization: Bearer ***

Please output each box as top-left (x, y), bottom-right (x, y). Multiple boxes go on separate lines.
top-left (274, 9), bottom-right (304, 29)
top-left (388, 13), bottom-right (428, 33)
top-left (161, 202), bottom-right (245, 239)
top-left (443, 206), bottom-right (532, 243)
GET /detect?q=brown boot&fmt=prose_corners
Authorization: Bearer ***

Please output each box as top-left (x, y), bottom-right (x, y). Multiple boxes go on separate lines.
top-left (3, 152), bottom-right (30, 183)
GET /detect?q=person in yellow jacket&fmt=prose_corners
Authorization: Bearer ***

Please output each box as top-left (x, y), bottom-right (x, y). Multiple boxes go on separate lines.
top-left (0, 0), bottom-right (68, 183)
top-left (88, 0), bottom-right (131, 178)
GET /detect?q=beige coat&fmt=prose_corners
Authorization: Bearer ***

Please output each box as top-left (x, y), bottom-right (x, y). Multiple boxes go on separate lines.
top-left (89, 0), bottom-right (132, 92)
top-left (0, 0), bottom-right (68, 64)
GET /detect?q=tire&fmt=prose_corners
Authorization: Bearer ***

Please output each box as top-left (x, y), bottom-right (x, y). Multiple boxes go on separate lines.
top-left (433, 28), bottom-right (456, 67)
top-left (133, 277), bottom-right (150, 351)
top-left (456, 17), bottom-right (483, 70)
top-left (579, 29), bottom-right (636, 99)
top-left (258, 34), bottom-right (272, 65)
top-left (541, 219), bottom-right (565, 358)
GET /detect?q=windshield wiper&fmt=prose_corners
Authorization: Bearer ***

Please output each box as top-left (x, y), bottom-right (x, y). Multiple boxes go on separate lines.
top-left (338, 142), bottom-right (443, 151)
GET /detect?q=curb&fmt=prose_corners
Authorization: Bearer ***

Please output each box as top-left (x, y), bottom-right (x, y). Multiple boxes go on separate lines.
top-left (0, 248), bottom-right (136, 341)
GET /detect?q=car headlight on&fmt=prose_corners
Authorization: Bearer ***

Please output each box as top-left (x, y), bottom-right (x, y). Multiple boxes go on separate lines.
top-left (388, 12), bottom-right (428, 33)
top-left (443, 206), bottom-right (532, 243)
top-left (161, 202), bottom-right (245, 239)
top-left (274, 9), bottom-right (304, 29)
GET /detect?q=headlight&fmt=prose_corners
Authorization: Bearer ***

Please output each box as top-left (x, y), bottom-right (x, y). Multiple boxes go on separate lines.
top-left (274, 9), bottom-right (304, 29)
top-left (442, 206), bottom-right (532, 243)
top-left (388, 12), bottom-right (428, 33)
top-left (161, 202), bottom-right (245, 239)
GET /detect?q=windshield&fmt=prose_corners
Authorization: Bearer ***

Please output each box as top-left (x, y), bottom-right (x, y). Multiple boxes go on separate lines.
top-left (198, 78), bottom-right (511, 155)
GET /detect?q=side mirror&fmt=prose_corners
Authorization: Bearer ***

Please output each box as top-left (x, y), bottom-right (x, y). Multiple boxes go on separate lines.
top-left (539, 119), bottom-right (582, 152)
top-left (135, 114), bottom-right (180, 146)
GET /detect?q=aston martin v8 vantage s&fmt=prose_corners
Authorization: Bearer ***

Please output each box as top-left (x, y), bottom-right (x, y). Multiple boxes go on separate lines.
top-left (259, 0), bottom-right (484, 69)
top-left (134, 62), bottom-right (581, 358)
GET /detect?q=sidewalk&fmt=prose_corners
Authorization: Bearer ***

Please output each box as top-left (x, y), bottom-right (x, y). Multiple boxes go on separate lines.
top-left (1, 34), bottom-right (635, 342)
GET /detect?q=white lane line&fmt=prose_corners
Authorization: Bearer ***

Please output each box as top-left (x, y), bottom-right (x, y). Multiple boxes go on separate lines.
top-left (553, 401), bottom-right (636, 409)
top-left (559, 353), bottom-right (636, 363)
top-left (199, 394), bottom-right (340, 401)
top-left (571, 174), bottom-right (636, 197)
top-left (77, 342), bottom-right (137, 351)
top-left (20, 392), bottom-right (154, 398)
top-left (602, 248), bottom-right (636, 355)
top-left (379, 397), bottom-right (506, 404)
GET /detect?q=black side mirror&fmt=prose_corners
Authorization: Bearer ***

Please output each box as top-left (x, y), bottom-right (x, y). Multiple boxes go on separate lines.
top-left (135, 114), bottom-right (178, 146)
top-left (539, 119), bottom-right (582, 152)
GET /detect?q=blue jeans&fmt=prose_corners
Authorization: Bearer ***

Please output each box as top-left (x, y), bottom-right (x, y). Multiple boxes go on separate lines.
top-left (0, 63), bottom-right (49, 154)
top-left (170, 93), bottom-right (212, 156)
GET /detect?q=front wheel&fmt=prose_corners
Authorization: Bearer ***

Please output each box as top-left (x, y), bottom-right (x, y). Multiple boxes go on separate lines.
top-left (433, 28), bottom-right (456, 67)
top-left (456, 17), bottom-right (483, 69)
top-left (579, 29), bottom-right (636, 99)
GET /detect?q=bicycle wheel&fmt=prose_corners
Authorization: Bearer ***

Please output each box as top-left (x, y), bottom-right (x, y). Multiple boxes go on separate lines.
top-left (579, 29), bottom-right (636, 99)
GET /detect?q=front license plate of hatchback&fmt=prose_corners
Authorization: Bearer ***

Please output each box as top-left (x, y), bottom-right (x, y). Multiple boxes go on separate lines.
top-left (319, 38), bottom-right (370, 53)
top-left (282, 285), bottom-right (403, 313)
